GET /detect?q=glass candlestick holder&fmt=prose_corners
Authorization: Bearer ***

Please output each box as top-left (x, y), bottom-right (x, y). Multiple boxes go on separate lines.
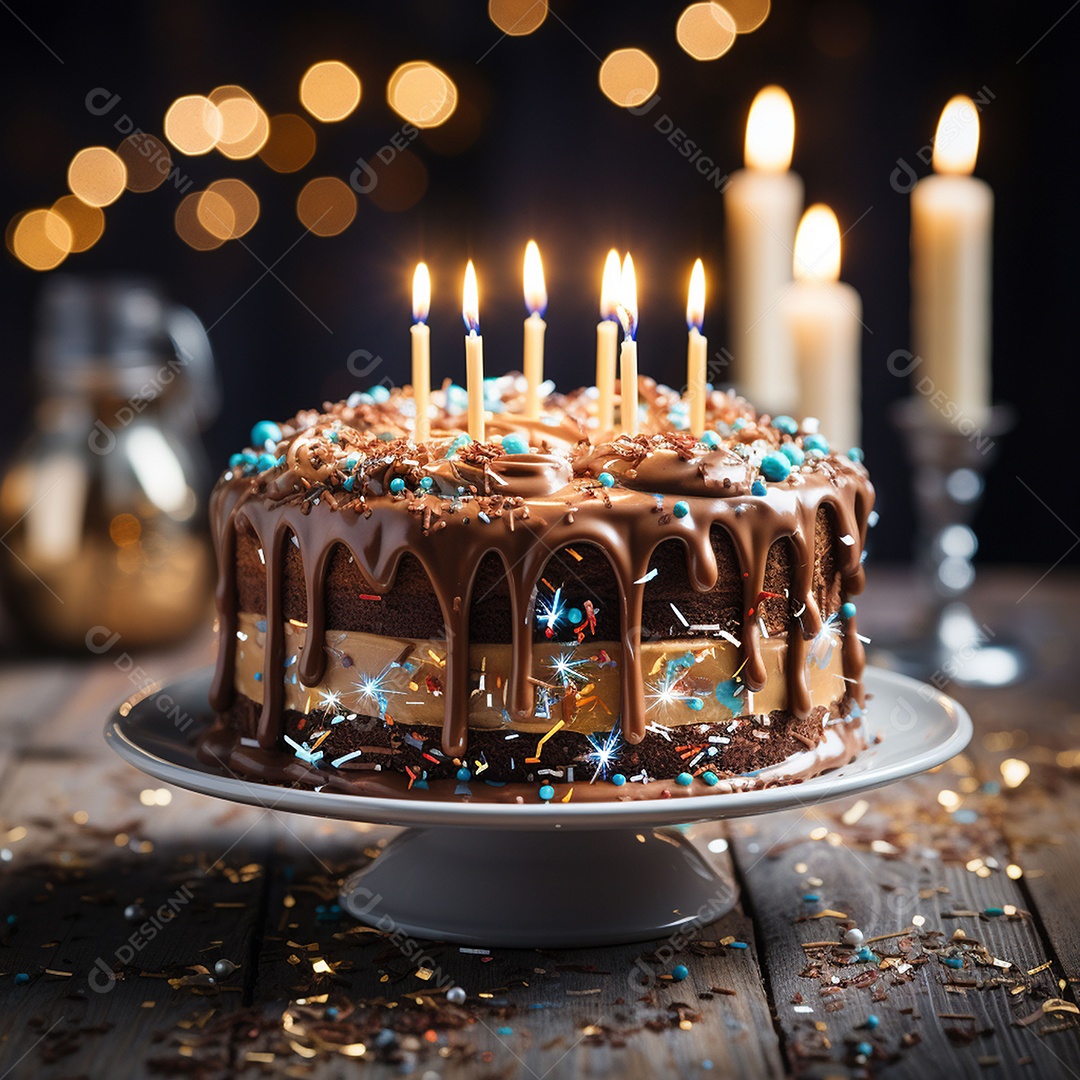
top-left (878, 398), bottom-right (1026, 688)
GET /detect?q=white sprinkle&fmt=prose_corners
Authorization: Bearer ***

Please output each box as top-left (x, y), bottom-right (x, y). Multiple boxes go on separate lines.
top-left (689, 624), bottom-right (721, 632)
top-left (257, 548), bottom-right (265, 564)
top-left (793, 1005), bottom-right (814, 1014)
top-left (291, 535), bottom-right (300, 548)
top-left (839, 534), bottom-right (855, 546)
top-left (857, 633), bottom-right (871, 644)
top-left (635, 568), bottom-right (659, 585)
top-left (718, 630), bottom-right (742, 648)
top-left (758, 617), bottom-right (769, 639)
top-left (459, 947), bottom-right (490, 955)
top-left (504, 733), bottom-right (520, 740)
top-left (331, 750), bottom-right (365, 768)
top-left (670, 603), bottom-right (689, 628)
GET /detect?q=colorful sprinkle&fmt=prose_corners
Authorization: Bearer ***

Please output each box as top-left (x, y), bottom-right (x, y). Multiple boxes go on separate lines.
top-left (598, 471), bottom-right (615, 488)
top-left (501, 434), bottom-right (529, 455)
top-left (671, 964), bottom-right (689, 981)
top-left (732, 417), bottom-right (747, 431)
top-left (257, 453), bottom-right (277, 471)
top-left (389, 477), bottom-right (406, 494)
top-left (538, 784), bottom-right (555, 802)
top-left (673, 501), bottom-right (690, 519)
top-left (701, 771), bottom-right (719, 786)
top-left (700, 431), bottom-right (721, 449)
top-left (676, 772), bottom-right (693, 786)
top-left (772, 415), bottom-right (798, 435)
top-left (250, 420), bottom-right (282, 448)
top-left (759, 452), bottom-right (791, 482)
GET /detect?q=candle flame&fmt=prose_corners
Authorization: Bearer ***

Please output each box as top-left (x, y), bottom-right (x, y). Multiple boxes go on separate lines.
top-left (462, 259), bottom-right (480, 333)
top-left (617, 252), bottom-right (637, 340)
top-left (744, 86), bottom-right (795, 172)
top-left (933, 94), bottom-right (980, 176)
top-left (412, 261), bottom-right (431, 324)
top-left (600, 248), bottom-right (621, 320)
top-left (793, 204), bottom-right (841, 283)
top-left (523, 239), bottom-right (547, 316)
top-left (687, 258), bottom-right (705, 330)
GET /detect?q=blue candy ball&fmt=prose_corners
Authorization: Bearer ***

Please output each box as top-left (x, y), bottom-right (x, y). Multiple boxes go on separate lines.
top-left (257, 453), bottom-right (278, 472)
top-left (419, 476), bottom-right (434, 490)
top-left (369, 385), bottom-right (391, 403)
top-left (772, 415), bottom-right (798, 436)
top-left (840, 602), bottom-right (857, 620)
top-left (751, 479), bottom-right (767, 496)
top-left (856, 1042), bottom-right (873, 1058)
top-left (673, 500), bottom-right (690, 519)
top-left (389, 477), bottom-right (406, 494)
top-left (501, 434), bottom-right (529, 455)
top-left (803, 433), bottom-right (830, 455)
top-left (847, 446), bottom-right (865, 463)
top-left (671, 964), bottom-right (689, 981)
top-left (611, 773), bottom-right (627, 787)
top-left (538, 784), bottom-right (555, 802)
top-left (598, 471), bottom-right (615, 488)
top-left (456, 767), bottom-right (471, 781)
top-left (780, 442), bottom-right (805, 467)
top-left (701, 771), bottom-right (719, 786)
top-left (568, 607), bottom-right (583, 624)
top-left (228, 453), bottom-right (245, 470)
top-left (676, 772), bottom-right (693, 786)
top-left (250, 420), bottom-right (282, 449)
top-left (759, 452), bottom-right (791, 482)
top-left (866, 1014), bottom-right (880, 1029)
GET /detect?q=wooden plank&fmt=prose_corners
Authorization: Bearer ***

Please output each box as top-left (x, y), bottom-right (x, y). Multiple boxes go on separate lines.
top-left (141, 821), bottom-right (788, 1079)
top-left (731, 769), bottom-right (1080, 1079)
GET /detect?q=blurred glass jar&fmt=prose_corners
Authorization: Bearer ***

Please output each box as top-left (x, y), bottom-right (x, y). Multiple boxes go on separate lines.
top-left (0, 276), bottom-right (220, 650)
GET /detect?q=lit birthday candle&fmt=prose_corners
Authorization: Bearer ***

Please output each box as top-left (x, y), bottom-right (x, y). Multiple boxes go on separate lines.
top-left (522, 240), bottom-right (547, 420)
top-left (686, 258), bottom-right (707, 437)
top-left (411, 262), bottom-right (431, 442)
top-left (617, 253), bottom-right (638, 436)
top-left (596, 248), bottom-right (620, 433)
top-left (462, 260), bottom-right (485, 442)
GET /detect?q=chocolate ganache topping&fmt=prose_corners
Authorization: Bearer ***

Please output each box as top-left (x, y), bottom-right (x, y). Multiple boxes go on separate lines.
top-left (210, 379), bottom-right (874, 767)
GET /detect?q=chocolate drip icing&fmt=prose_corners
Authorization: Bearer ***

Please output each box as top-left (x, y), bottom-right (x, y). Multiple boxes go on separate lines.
top-left (211, 434), bottom-right (873, 761)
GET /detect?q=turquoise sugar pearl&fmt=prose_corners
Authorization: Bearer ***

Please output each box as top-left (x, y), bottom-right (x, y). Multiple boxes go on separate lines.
top-left (759, 452), bottom-right (791, 482)
top-left (780, 442), bottom-right (804, 467)
top-left (568, 607), bottom-right (583, 624)
top-left (751, 479), bottom-right (767, 496)
top-left (673, 501), bottom-right (690, 518)
top-left (866, 1015), bottom-right (880, 1029)
top-left (419, 476), bottom-right (434, 491)
top-left (700, 431), bottom-right (721, 449)
top-left (611, 773), bottom-right (626, 786)
top-left (676, 772), bottom-right (693, 786)
top-left (701, 771), bottom-right (719, 786)
top-left (803, 433), bottom-right (830, 454)
top-left (598, 471), bottom-right (615, 488)
top-left (732, 417), bottom-right (747, 431)
top-left (389, 477), bottom-right (406, 494)
top-left (840, 602), bottom-right (857, 620)
top-left (538, 784), bottom-right (555, 802)
top-left (671, 964), bottom-right (689, 981)
top-left (501, 433), bottom-right (529, 455)
top-left (250, 420), bottom-right (282, 448)
top-left (857, 1042), bottom-right (873, 1057)
top-left (456, 767), bottom-right (471, 781)
top-left (228, 453), bottom-right (245, 470)
top-left (772, 415), bottom-right (798, 435)
top-left (257, 453), bottom-right (277, 472)
top-left (369, 385), bottom-right (391, 403)
top-left (847, 447), bottom-right (864, 463)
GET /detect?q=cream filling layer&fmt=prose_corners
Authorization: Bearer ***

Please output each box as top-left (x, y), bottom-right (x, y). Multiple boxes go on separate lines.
top-left (232, 612), bottom-right (849, 734)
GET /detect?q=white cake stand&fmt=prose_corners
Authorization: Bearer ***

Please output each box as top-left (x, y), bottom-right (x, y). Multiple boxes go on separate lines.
top-left (105, 667), bottom-right (970, 947)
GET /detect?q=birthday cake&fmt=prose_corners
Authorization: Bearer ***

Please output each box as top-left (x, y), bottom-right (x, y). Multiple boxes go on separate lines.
top-left (203, 377), bottom-right (875, 802)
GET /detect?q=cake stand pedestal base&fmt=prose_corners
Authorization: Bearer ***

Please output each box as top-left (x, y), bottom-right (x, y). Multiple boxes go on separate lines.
top-left (339, 826), bottom-right (735, 948)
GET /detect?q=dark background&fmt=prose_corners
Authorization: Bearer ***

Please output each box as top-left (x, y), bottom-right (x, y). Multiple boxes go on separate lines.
top-left (0, 0), bottom-right (1075, 565)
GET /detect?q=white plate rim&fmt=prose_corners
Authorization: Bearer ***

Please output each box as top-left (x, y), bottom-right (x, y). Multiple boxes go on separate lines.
top-left (104, 666), bottom-right (972, 831)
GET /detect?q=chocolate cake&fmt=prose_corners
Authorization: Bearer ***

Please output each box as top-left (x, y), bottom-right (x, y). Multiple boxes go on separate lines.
top-left (204, 376), bottom-right (875, 802)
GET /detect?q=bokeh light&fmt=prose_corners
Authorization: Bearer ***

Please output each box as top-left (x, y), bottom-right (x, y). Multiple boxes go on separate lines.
top-left (677, 3), bottom-right (738, 60)
top-left (67, 147), bottom-right (127, 207)
top-left (164, 95), bottom-right (223, 156)
top-left (200, 179), bottom-right (260, 240)
top-left (209, 85), bottom-right (270, 159)
top-left (259, 113), bottom-right (316, 172)
top-left (722, 0), bottom-right (770, 32)
top-left (368, 149), bottom-right (428, 212)
top-left (598, 49), bottom-right (659, 109)
top-left (10, 209), bottom-right (72, 270)
top-left (300, 61), bottom-right (361, 122)
top-left (296, 176), bottom-right (357, 236)
top-left (175, 191), bottom-right (227, 251)
top-left (387, 62), bottom-right (458, 128)
top-left (488, 0), bottom-right (548, 35)
top-left (51, 195), bottom-right (105, 252)
top-left (116, 133), bottom-right (173, 193)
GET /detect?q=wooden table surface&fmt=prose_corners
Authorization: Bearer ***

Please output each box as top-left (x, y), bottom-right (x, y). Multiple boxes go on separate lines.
top-left (1, 567), bottom-right (1079, 1079)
